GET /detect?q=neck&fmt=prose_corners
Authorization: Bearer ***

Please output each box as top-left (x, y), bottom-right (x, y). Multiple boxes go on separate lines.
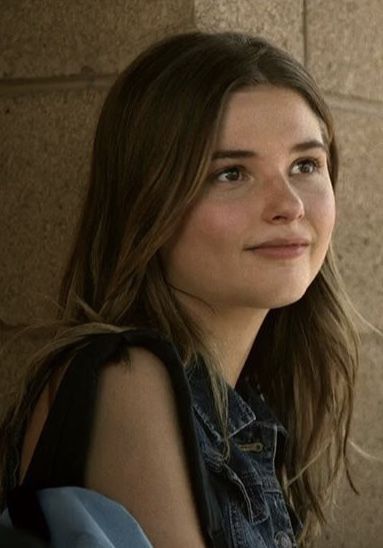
top-left (175, 292), bottom-right (269, 388)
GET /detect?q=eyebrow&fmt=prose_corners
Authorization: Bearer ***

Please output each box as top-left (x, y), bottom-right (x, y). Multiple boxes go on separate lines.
top-left (211, 139), bottom-right (328, 161)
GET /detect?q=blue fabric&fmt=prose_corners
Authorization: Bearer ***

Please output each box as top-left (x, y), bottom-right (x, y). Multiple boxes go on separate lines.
top-left (0, 487), bottom-right (152, 548)
top-left (186, 362), bottom-right (303, 548)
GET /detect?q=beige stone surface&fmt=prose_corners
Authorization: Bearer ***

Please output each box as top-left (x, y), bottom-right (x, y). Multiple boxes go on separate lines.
top-left (0, 88), bottom-right (107, 323)
top-left (306, 0), bottom-right (383, 102)
top-left (318, 104), bottom-right (383, 545)
top-left (316, 331), bottom-right (383, 548)
top-left (0, 0), bottom-right (194, 79)
top-left (330, 107), bottom-right (383, 334)
top-left (195, 0), bottom-right (304, 61)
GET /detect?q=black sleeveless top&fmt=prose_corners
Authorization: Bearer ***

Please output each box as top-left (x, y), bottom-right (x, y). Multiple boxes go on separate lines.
top-left (5, 328), bottom-right (230, 547)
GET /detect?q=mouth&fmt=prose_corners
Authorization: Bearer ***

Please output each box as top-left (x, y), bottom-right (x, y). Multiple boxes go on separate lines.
top-left (247, 244), bottom-right (309, 259)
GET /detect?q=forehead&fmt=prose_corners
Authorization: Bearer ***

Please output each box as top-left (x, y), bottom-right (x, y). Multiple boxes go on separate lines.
top-left (216, 85), bottom-right (325, 148)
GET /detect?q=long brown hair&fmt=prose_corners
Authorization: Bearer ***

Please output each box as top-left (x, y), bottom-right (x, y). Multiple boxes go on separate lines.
top-left (0, 31), bottom-right (378, 546)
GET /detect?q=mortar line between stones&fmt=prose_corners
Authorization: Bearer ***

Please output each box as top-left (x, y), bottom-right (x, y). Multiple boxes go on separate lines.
top-left (302, 0), bottom-right (308, 67)
top-left (0, 73), bottom-right (117, 97)
top-left (325, 92), bottom-right (383, 117)
top-left (191, 0), bottom-right (196, 28)
top-left (1, 76), bottom-right (383, 118)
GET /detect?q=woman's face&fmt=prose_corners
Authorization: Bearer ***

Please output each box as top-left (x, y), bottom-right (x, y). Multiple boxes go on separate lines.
top-left (161, 85), bottom-right (336, 312)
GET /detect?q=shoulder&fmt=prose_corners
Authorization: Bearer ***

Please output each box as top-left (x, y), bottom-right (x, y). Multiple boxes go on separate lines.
top-left (85, 346), bottom-right (206, 547)
top-left (88, 346), bottom-right (182, 455)
top-left (98, 345), bottom-right (175, 402)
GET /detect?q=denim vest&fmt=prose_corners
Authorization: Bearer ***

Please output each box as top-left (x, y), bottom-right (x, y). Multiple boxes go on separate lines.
top-left (186, 361), bottom-right (303, 548)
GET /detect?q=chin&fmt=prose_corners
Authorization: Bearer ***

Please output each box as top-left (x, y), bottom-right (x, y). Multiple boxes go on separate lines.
top-left (241, 287), bottom-right (309, 309)
top-left (271, 289), bottom-right (309, 308)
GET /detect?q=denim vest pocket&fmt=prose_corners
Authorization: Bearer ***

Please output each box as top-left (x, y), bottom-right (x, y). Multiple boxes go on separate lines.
top-left (204, 455), bottom-right (269, 525)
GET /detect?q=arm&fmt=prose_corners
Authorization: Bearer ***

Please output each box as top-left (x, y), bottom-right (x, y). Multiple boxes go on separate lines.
top-left (84, 347), bottom-right (207, 548)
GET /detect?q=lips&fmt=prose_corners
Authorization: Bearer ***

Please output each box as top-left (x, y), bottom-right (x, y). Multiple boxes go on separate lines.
top-left (253, 239), bottom-right (310, 249)
top-left (249, 243), bottom-right (309, 259)
top-left (258, 243), bottom-right (309, 248)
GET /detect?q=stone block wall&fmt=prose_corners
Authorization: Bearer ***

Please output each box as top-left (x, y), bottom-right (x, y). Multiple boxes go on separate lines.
top-left (1, 1), bottom-right (382, 546)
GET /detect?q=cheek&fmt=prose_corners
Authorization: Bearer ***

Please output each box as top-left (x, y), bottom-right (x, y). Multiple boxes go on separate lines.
top-left (161, 201), bottom-right (248, 275)
top-left (307, 184), bottom-right (336, 239)
top-left (320, 188), bottom-right (336, 236)
top-left (176, 201), bottom-right (247, 249)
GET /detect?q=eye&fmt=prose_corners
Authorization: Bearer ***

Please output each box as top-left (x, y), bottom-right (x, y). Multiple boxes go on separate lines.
top-left (213, 165), bottom-right (247, 183)
top-left (291, 157), bottom-right (322, 175)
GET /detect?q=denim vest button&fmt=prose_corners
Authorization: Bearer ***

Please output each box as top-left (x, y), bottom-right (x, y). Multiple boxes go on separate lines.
top-left (275, 530), bottom-right (293, 548)
top-left (253, 441), bottom-right (264, 452)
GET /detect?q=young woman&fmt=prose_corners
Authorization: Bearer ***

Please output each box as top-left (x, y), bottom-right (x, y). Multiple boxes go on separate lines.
top-left (0, 31), bottom-right (365, 547)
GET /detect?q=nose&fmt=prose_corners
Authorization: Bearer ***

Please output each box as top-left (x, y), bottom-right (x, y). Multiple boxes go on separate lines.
top-left (260, 172), bottom-right (305, 223)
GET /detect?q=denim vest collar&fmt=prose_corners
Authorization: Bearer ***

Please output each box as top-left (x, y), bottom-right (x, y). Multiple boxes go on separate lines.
top-left (186, 361), bottom-right (288, 445)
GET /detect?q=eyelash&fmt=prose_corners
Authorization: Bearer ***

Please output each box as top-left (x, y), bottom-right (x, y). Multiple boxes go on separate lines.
top-left (212, 157), bottom-right (323, 183)
top-left (292, 157), bottom-right (323, 175)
